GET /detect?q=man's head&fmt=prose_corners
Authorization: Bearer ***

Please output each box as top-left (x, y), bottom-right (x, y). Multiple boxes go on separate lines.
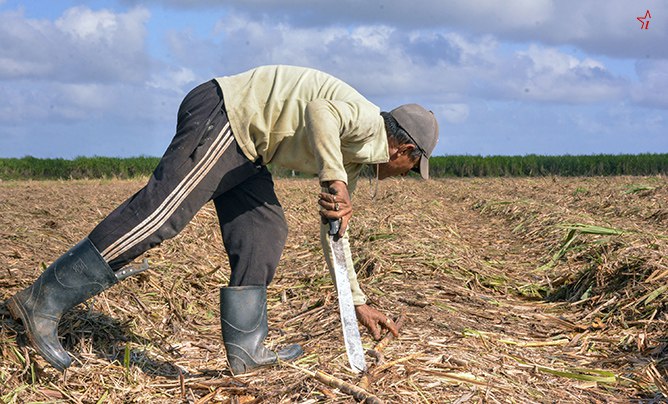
top-left (379, 104), bottom-right (439, 180)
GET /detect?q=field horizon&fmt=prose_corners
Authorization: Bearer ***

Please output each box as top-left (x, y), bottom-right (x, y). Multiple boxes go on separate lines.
top-left (1, 153), bottom-right (667, 180)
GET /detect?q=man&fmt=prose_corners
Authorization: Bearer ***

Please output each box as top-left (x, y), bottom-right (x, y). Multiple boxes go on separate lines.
top-left (7, 65), bottom-right (439, 374)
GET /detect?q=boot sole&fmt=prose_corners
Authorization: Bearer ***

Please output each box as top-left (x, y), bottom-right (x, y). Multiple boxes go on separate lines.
top-left (7, 297), bottom-right (69, 372)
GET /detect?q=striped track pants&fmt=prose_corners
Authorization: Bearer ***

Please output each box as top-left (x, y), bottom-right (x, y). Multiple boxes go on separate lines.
top-left (88, 80), bottom-right (288, 286)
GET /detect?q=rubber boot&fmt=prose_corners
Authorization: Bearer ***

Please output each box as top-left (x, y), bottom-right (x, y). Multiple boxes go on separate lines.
top-left (7, 238), bottom-right (118, 371)
top-left (220, 286), bottom-right (303, 374)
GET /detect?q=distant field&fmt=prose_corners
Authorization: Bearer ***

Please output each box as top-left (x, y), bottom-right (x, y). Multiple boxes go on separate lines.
top-left (1, 154), bottom-right (667, 180)
top-left (1, 176), bottom-right (667, 402)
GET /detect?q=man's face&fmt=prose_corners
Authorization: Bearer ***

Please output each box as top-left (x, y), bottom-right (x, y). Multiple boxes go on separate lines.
top-left (377, 144), bottom-right (420, 180)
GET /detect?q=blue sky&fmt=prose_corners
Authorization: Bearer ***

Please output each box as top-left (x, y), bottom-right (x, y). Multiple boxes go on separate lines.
top-left (0, 0), bottom-right (665, 158)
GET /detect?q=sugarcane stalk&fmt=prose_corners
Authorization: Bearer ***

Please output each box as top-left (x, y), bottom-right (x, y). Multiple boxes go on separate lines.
top-left (359, 312), bottom-right (407, 390)
top-left (283, 362), bottom-right (383, 403)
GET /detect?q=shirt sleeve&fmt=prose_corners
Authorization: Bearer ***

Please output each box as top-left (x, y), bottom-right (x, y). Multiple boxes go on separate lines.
top-left (305, 99), bottom-right (371, 185)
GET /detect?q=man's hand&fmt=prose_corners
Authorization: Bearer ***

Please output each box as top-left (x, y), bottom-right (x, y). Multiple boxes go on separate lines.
top-left (355, 304), bottom-right (399, 340)
top-left (319, 180), bottom-right (352, 237)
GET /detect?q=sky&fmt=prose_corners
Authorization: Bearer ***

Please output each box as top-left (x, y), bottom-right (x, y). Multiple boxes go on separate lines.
top-left (0, 0), bottom-right (666, 158)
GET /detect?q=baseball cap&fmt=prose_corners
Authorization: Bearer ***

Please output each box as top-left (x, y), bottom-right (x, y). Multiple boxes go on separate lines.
top-left (389, 104), bottom-right (439, 180)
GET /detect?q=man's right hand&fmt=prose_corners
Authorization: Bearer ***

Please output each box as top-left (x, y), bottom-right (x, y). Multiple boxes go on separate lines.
top-left (318, 180), bottom-right (352, 237)
top-left (355, 304), bottom-right (399, 340)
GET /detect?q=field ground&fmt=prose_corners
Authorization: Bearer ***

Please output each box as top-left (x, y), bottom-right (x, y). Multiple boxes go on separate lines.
top-left (1, 176), bottom-right (667, 403)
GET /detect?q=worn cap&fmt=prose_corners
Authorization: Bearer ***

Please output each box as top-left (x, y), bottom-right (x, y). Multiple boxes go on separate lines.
top-left (389, 104), bottom-right (439, 180)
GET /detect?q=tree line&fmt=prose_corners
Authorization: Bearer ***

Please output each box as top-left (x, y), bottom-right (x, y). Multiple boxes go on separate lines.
top-left (0, 154), bottom-right (666, 180)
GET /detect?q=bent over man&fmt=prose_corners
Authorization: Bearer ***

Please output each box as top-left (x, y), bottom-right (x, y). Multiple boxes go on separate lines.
top-left (8, 65), bottom-right (439, 374)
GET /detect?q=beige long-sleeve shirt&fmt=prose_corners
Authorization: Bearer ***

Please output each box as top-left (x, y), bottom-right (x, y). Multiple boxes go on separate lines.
top-left (215, 65), bottom-right (388, 304)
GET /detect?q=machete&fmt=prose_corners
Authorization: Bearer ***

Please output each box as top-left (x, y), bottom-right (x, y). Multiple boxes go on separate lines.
top-left (115, 258), bottom-right (150, 281)
top-left (327, 217), bottom-right (367, 373)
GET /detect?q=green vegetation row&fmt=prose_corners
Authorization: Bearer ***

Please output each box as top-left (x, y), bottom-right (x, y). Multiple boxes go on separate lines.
top-left (429, 153), bottom-right (668, 177)
top-left (0, 154), bottom-right (666, 180)
top-left (0, 156), bottom-right (160, 180)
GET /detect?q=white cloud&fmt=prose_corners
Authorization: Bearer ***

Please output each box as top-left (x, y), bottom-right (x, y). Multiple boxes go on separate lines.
top-left (55, 7), bottom-right (119, 41)
top-left (519, 46), bottom-right (588, 75)
top-left (632, 60), bottom-right (668, 109)
top-left (350, 26), bottom-right (394, 51)
top-left (0, 56), bottom-right (50, 78)
top-left (509, 45), bottom-right (626, 103)
top-left (0, 5), bottom-right (167, 132)
top-left (168, 14), bottom-right (633, 108)
top-left (0, 80), bottom-right (164, 123)
top-left (150, 0), bottom-right (667, 59)
top-left (128, 4), bottom-right (665, 110)
top-left (0, 6), bottom-right (152, 83)
top-left (209, 16), bottom-right (400, 91)
top-left (441, 33), bottom-right (498, 65)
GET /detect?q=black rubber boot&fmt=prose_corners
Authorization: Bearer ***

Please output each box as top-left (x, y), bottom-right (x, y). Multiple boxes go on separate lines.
top-left (220, 286), bottom-right (303, 374)
top-left (7, 238), bottom-right (118, 371)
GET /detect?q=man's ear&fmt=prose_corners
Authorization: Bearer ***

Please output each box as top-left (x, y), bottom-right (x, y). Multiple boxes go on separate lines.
top-left (398, 143), bottom-right (416, 156)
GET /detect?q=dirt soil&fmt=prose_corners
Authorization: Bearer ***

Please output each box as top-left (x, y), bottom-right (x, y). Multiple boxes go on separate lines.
top-left (1, 176), bottom-right (667, 403)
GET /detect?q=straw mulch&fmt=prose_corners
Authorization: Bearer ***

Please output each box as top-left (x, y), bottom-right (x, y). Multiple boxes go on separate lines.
top-left (1, 176), bottom-right (667, 403)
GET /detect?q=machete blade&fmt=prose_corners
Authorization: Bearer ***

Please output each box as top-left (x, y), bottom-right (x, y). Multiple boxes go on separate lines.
top-left (328, 218), bottom-right (367, 373)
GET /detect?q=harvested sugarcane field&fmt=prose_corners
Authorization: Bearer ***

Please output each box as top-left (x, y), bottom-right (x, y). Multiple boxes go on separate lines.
top-left (1, 175), bottom-right (667, 403)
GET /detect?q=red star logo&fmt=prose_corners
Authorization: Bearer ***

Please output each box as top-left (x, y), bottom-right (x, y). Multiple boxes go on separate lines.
top-left (637, 9), bottom-right (651, 30)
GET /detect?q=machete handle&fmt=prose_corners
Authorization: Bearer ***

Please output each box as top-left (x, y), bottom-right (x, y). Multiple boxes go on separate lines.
top-left (328, 218), bottom-right (341, 236)
top-left (326, 184), bottom-right (342, 236)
